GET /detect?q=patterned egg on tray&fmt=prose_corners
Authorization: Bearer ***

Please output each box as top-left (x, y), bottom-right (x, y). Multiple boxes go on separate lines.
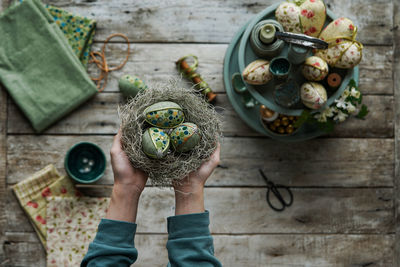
top-left (242, 59), bottom-right (273, 85)
top-left (170, 122), bottom-right (201, 153)
top-left (300, 82), bottom-right (327, 109)
top-left (141, 127), bottom-right (170, 159)
top-left (144, 101), bottom-right (184, 128)
top-left (314, 18), bottom-right (363, 69)
top-left (302, 56), bottom-right (329, 81)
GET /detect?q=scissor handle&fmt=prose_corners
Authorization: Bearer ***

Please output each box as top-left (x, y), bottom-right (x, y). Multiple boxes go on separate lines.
top-left (266, 185), bottom-right (293, 212)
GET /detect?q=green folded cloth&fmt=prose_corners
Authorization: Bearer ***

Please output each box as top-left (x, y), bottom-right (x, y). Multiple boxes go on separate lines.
top-left (0, 0), bottom-right (98, 132)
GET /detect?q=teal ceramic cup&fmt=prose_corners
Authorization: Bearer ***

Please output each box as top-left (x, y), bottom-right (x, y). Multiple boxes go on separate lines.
top-left (269, 57), bottom-right (291, 80)
top-left (65, 142), bottom-right (106, 183)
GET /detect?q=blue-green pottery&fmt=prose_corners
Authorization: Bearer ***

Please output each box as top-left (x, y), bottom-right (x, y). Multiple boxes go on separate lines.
top-left (64, 142), bottom-right (106, 183)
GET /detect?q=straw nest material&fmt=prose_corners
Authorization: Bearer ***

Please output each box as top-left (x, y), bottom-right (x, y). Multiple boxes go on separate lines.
top-left (119, 80), bottom-right (222, 186)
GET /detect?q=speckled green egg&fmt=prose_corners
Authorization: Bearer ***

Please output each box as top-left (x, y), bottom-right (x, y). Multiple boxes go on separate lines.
top-left (170, 123), bottom-right (201, 153)
top-left (142, 127), bottom-right (170, 159)
top-left (144, 101), bottom-right (184, 129)
top-left (118, 74), bottom-right (148, 98)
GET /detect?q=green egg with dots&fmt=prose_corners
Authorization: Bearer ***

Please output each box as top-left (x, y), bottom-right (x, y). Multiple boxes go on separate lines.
top-left (170, 123), bottom-right (201, 153)
top-left (141, 127), bottom-right (170, 159)
top-left (144, 101), bottom-right (184, 129)
top-left (118, 74), bottom-right (148, 98)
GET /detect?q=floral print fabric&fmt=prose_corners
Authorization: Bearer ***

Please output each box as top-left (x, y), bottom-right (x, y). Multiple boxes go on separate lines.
top-left (46, 5), bottom-right (96, 67)
top-left (12, 165), bottom-right (81, 247)
top-left (46, 197), bottom-right (110, 267)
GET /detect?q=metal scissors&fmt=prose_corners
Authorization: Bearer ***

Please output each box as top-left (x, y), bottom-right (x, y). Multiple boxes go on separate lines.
top-left (259, 169), bottom-right (293, 212)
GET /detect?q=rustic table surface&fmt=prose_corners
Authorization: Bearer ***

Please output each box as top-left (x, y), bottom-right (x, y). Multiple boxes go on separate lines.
top-left (0, 0), bottom-right (399, 266)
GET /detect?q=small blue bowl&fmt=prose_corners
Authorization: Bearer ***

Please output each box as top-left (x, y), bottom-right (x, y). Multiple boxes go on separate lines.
top-left (64, 142), bottom-right (106, 183)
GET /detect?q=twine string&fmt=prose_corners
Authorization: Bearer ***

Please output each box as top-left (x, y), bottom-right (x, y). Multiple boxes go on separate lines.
top-left (89, 33), bottom-right (131, 92)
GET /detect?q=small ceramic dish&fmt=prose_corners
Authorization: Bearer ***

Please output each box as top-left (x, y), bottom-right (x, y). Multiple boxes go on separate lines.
top-left (269, 57), bottom-right (291, 80)
top-left (65, 142), bottom-right (106, 183)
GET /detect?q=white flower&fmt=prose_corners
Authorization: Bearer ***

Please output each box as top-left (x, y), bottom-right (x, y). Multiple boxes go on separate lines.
top-left (335, 98), bottom-right (347, 109)
top-left (346, 102), bottom-right (356, 114)
top-left (342, 89), bottom-right (350, 98)
top-left (322, 107), bottom-right (335, 118)
top-left (350, 87), bottom-right (361, 99)
top-left (314, 113), bottom-right (327, 122)
top-left (333, 110), bottom-right (348, 122)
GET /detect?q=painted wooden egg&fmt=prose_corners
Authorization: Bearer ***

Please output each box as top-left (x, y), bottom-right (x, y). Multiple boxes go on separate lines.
top-left (302, 56), bottom-right (329, 81)
top-left (300, 82), bottom-right (327, 110)
top-left (142, 127), bottom-right (170, 159)
top-left (170, 123), bottom-right (201, 153)
top-left (144, 101), bottom-right (184, 128)
top-left (242, 59), bottom-right (273, 85)
top-left (314, 18), bottom-right (363, 69)
top-left (275, 0), bottom-right (326, 37)
top-left (118, 74), bottom-right (148, 98)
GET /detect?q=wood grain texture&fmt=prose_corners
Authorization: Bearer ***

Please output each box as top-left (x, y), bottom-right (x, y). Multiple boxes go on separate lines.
top-left (4, 186), bottom-right (394, 234)
top-left (6, 136), bottom-right (394, 187)
top-left (0, 88), bottom-right (7, 263)
top-left (7, 92), bottom-right (394, 138)
top-left (392, 0), bottom-right (400, 264)
top-left (3, 231), bottom-right (394, 267)
top-left (84, 43), bottom-right (392, 94)
top-left (38, 0), bottom-right (393, 45)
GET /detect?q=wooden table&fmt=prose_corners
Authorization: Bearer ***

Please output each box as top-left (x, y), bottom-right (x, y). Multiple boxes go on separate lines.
top-left (0, 0), bottom-right (399, 266)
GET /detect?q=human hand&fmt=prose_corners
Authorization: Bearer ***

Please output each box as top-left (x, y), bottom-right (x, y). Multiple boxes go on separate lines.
top-left (110, 129), bottom-right (148, 194)
top-left (107, 129), bottom-right (148, 222)
top-left (173, 143), bottom-right (220, 215)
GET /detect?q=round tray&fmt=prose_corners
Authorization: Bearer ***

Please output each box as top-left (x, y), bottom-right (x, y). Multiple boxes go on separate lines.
top-left (223, 4), bottom-right (359, 142)
top-left (237, 3), bottom-right (358, 116)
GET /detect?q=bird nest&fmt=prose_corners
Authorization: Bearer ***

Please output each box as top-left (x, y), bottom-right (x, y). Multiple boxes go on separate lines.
top-left (119, 80), bottom-right (222, 186)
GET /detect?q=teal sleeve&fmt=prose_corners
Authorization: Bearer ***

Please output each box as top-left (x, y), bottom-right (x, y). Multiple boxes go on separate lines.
top-left (166, 211), bottom-right (222, 267)
top-left (81, 219), bottom-right (138, 267)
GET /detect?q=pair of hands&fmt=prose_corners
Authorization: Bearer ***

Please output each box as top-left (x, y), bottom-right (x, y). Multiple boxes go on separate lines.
top-left (106, 130), bottom-right (220, 223)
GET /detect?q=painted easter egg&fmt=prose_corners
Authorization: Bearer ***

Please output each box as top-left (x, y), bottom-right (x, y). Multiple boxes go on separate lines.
top-left (118, 75), bottom-right (148, 98)
top-left (242, 59), bottom-right (273, 85)
top-left (141, 127), bottom-right (170, 159)
top-left (302, 56), bottom-right (329, 81)
top-left (275, 0), bottom-right (326, 37)
top-left (144, 101), bottom-right (184, 128)
top-left (170, 123), bottom-right (201, 153)
top-left (315, 18), bottom-right (363, 69)
top-left (300, 82), bottom-right (327, 109)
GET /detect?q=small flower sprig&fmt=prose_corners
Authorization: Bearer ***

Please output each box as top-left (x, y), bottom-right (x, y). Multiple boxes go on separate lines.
top-left (295, 79), bottom-right (369, 133)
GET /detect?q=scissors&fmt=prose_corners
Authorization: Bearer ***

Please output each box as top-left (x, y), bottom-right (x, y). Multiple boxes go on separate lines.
top-left (259, 169), bottom-right (293, 212)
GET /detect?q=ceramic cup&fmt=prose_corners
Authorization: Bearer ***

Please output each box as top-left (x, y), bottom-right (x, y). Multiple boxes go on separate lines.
top-left (65, 142), bottom-right (106, 183)
top-left (287, 43), bottom-right (311, 65)
top-left (269, 57), bottom-right (291, 80)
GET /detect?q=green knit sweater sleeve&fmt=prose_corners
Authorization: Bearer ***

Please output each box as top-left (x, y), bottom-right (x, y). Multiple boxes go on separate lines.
top-left (80, 219), bottom-right (138, 267)
top-left (167, 211), bottom-right (222, 267)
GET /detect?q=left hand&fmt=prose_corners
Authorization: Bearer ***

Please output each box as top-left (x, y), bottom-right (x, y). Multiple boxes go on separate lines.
top-left (110, 129), bottom-right (148, 194)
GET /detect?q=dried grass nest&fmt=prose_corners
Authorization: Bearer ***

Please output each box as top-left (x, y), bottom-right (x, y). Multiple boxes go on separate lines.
top-left (119, 80), bottom-right (222, 186)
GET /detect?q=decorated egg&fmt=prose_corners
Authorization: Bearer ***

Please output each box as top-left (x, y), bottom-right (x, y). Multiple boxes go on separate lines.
top-left (144, 101), bottom-right (184, 128)
top-left (275, 0), bottom-right (326, 37)
top-left (170, 123), bottom-right (201, 153)
top-left (142, 127), bottom-right (170, 159)
top-left (242, 59), bottom-right (273, 85)
top-left (118, 75), bottom-right (148, 98)
top-left (302, 56), bottom-right (329, 81)
top-left (300, 82), bottom-right (327, 109)
top-left (314, 18), bottom-right (363, 69)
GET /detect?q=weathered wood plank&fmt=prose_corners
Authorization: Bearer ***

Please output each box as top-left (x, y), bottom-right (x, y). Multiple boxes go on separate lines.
top-left (7, 92), bottom-right (394, 138)
top-left (7, 136), bottom-right (394, 187)
top-left (392, 0), bottom-right (400, 265)
top-left (83, 43), bottom-right (392, 94)
top-left (0, 88), bottom-right (7, 263)
top-left (3, 232), bottom-right (394, 267)
top-left (37, 0), bottom-right (393, 45)
top-left (5, 186), bottom-right (394, 234)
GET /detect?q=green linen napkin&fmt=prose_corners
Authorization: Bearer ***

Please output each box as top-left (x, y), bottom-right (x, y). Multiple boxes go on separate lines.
top-left (0, 0), bottom-right (98, 132)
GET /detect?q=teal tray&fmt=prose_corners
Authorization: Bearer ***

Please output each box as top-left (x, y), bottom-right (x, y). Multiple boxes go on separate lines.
top-left (223, 3), bottom-right (359, 142)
